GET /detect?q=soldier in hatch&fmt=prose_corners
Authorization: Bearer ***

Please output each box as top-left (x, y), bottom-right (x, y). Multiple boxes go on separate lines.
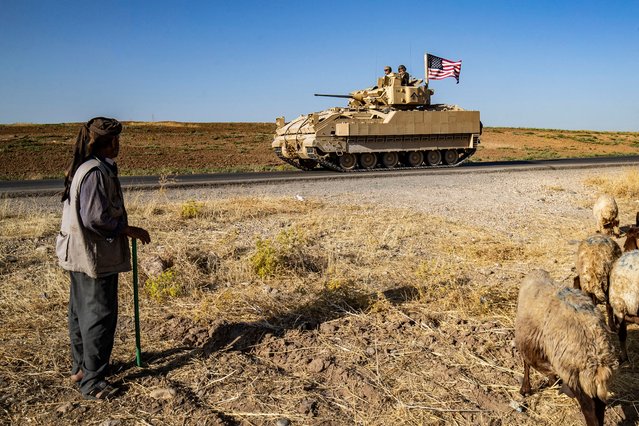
top-left (397, 64), bottom-right (410, 86)
top-left (382, 66), bottom-right (395, 86)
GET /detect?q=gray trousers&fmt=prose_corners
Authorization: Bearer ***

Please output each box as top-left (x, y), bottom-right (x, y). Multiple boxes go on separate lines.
top-left (68, 271), bottom-right (118, 395)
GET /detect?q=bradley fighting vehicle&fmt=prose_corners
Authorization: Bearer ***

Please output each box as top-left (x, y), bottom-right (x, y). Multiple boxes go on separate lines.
top-left (272, 67), bottom-right (481, 171)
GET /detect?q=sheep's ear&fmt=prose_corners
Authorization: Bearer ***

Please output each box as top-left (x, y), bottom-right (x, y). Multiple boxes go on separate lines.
top-left (623, 238), bottom-right (632, 251)
top-left (623, 233), bottom-right (639, 251)
top-left (559, 383), bottom-right (576, 399)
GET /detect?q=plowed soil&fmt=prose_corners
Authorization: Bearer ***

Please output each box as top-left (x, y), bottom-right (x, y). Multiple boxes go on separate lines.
top-left (1, 122), bottom-right (638, 180)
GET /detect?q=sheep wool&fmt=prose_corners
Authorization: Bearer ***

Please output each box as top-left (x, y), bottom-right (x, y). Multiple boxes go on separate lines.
top-left (593, 194), bottom-right (619, 236)
top-left (515, 270), bottom-right (617, 401)
top-left (575, 235), bottom-right (622, 303)
top-left (609, 250), bottom-right (639, 320)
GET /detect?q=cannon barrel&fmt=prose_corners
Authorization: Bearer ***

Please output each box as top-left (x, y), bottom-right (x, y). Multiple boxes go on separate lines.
top-left (315, 93), bottom-right (366, 102)
top-left (314, 94), bottom-right (353, 99)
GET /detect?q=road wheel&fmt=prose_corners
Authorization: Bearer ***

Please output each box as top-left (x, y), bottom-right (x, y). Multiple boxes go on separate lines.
top-left (443, 150), bottom-right (458, 165)
top-left (406, 151), bottom-right (424, 167)
top-left (381, 152), bottom-right (399, 168)
top-left (359, 153), bottom-right (377, 169)
top-left (338, 153), bottom-right (357, 170)
top-left (426, 150), bottom-right (441, 166)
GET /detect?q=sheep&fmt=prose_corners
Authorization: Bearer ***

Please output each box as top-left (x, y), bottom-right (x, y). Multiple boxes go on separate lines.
top-left (608, 249), bottom-right (639, 362)
top-left (573, 234), bottom-right (622, 327)
top-left (592, 194), bottom-right (620, 237)
top-left (515, 269), bottom-right (618, 426)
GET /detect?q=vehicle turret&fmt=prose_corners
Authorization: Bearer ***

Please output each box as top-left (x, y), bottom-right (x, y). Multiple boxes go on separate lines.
top-left (316, 75), bottom-right (434, 110)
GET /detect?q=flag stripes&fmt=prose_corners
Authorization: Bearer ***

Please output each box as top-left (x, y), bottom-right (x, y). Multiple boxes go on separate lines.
top-left (427, 54), bottom-right (462, 83)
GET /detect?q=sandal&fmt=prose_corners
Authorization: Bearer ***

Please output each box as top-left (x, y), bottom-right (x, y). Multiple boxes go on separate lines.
top-left (83, 380), bottom-right (119, 400)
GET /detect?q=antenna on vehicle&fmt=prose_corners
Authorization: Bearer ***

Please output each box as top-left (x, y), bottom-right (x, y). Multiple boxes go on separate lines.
top-left (409, 42), bottom-right (412, 78)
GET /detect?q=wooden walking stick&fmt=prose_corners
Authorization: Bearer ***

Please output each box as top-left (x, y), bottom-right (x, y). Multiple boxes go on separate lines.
top-left (132, 238), bottom-right (142, 367)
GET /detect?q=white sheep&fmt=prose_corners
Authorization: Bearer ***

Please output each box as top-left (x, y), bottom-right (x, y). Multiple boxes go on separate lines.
top-left (515, 269), bottom-right (618, 426)
top-left (592, 194), bottom-right (620, 237)
top-left (608, 249), bottom-right (639, 362)
top-left (573, 234), bottom-right (622, 326)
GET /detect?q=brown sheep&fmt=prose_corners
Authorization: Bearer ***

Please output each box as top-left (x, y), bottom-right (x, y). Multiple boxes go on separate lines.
top-left (592, 194), bottom-right (620, 237)
top-left (573, 234), bottom-right (622, 327)
top-left (515, 270), bottom-right (618, 426)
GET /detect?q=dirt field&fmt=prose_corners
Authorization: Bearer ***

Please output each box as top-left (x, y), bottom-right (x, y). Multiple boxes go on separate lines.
top-left (1, 122), bottom-right (638, 180)
top-left (3, 164), bottom-right (639, 425)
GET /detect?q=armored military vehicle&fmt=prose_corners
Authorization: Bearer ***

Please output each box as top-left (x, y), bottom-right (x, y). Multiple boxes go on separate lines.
top-left (272, 68), bottom-right (481, 171)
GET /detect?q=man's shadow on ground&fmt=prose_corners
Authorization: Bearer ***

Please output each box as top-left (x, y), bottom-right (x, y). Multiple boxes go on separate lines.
top-left (120, 285), bottom-right (419, 379)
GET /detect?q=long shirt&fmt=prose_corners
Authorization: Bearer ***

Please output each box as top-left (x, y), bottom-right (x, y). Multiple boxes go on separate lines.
top-left (79, 157), bottom-right (125, 239)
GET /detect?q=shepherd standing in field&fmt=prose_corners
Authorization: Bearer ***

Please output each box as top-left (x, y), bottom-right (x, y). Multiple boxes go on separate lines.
top-left (56, 117), bottom-right (151, 400)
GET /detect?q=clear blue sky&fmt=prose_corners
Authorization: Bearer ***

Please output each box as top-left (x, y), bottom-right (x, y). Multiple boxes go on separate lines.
top-left (1, 0), bottom-right (638, 130)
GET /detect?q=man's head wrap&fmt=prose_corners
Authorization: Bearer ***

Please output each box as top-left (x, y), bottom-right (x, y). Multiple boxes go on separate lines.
top-left (86, 117), bottom-right (122, 137)
top-left (62, 117), bottom-right (122, 202)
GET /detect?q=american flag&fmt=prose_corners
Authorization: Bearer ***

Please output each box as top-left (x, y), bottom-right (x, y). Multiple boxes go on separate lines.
top-left (427, 54), bottom-right (462, 84)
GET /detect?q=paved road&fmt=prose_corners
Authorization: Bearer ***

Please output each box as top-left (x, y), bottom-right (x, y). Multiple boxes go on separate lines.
top-left (2, 156), bottom-right (638, 197)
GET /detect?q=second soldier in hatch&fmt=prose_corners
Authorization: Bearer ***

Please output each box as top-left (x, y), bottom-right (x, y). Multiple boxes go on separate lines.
top-left (397, 65), bottom-right (410, 86)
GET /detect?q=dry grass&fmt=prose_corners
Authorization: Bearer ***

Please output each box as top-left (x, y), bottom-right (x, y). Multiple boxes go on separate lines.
top-left (584, 169), bottom-right (639, 200)
top-left (2, 192), bottom-right (639, 425)
top-left (583, 169), bottom-right (639, 231)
